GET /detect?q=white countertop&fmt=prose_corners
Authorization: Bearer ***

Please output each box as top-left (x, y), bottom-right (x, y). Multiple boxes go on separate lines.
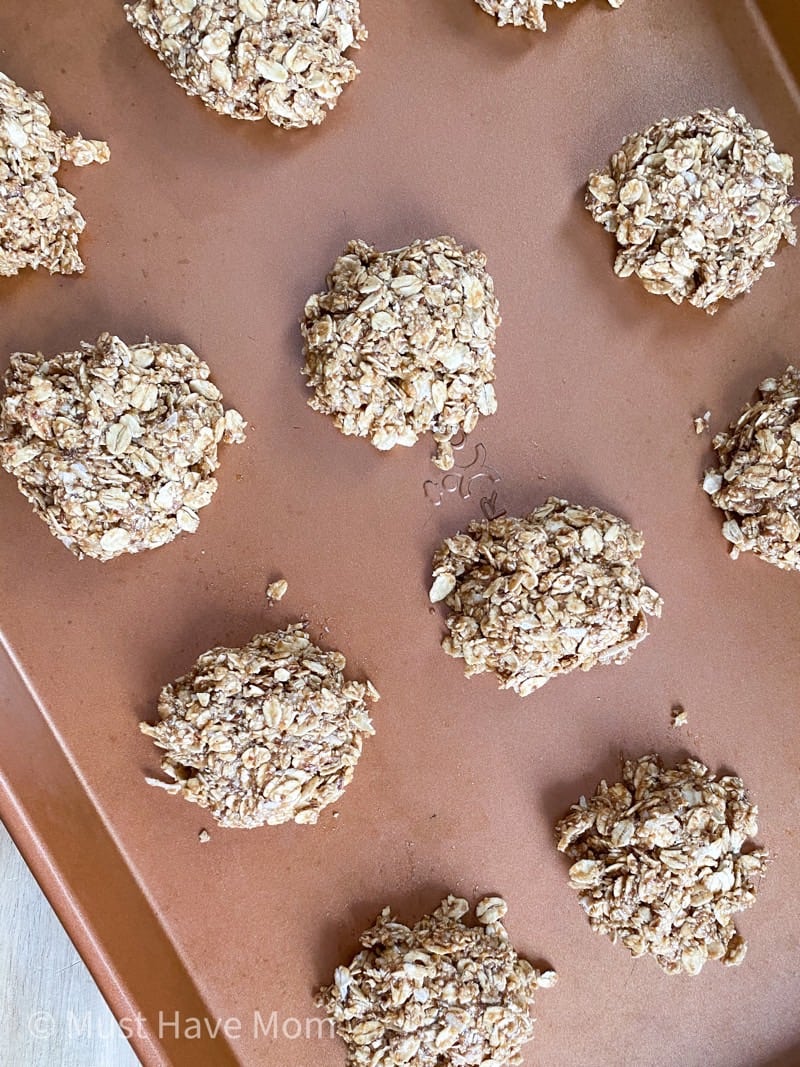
top-left (0, 820), bottom-right (140, 1067)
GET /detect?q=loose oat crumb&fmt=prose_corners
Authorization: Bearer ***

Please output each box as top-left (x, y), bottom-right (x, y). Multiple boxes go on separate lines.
top-left (474, 0), bottom-right (623, 32)
top-left (302, 236), bottom-right (500, 471)
top-left (266, 578), bottom-right (288, 602)
top-left (198, 829), bottom-right (211, 843)
top-left (703, 365), bottom-right (800, 569)
top-left (125, 0), bottom-right (366, 129)
top-left (586, 107), bottom-right (796, 313)
top-left (0, 333), bottom-right (246, 560)
top-left (671, 704), bottom-right (688, 727)
top-left (694, 410), bottom-right (711, 435)
top-left (555, 754), bottom-right (768, 975)
top-left (141, 623), bottom-right (378, 829)
top-left (0, 70), bottom-right (109, 276)
top-left (317, 896), bottom-right (555, 1066)
top-left (431, 497), bottom-right (662, 695)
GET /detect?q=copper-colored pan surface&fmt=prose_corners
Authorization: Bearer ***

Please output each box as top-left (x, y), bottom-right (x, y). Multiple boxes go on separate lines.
top-left (0, 1), bottom-right (798, 1064)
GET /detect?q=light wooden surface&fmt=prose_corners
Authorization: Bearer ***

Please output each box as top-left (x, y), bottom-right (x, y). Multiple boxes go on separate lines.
top-left (0, 819), bottom-right (140, 1067)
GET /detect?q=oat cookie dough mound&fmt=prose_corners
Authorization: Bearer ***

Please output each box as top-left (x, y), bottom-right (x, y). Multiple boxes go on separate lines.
top-left (141, 624), bottom-right (378, 828)
top-left (0, 70), bottom-right (109, 276)
top-left (0, 333), bottom-right (246, 560)
top-left (556, 755), bottom-right (768, 975)
top-left (586, 107), bottom-right (796, 313)
top-left (430, 497), bottom-right (662, 695)
top-left (703, 365), bottom-right (800, 570)
top-left (475, 0), bottom-right (622, 32)
top-left (317, 895), bottom-right (556, 1067)
top-left (125, 0), bottom-right (366, 129)
top-left (302, 236), bottom-right (500, 471)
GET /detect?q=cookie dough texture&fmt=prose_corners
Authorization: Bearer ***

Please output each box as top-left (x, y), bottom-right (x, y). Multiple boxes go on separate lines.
top-left (703, 365), bottom-right (800, 570)
top-left (302, 236), bottom-right (500, 471)
top-left (124, 0), bottom-right (366, 128)
top-left (556, 755), bottom-right (768, 975)
top-left (142, 625), bottom-right (377, 828)
top-left (586, 107), bottom-right (796, 313)
top-left (317, 895), bottom-right (556, 1067)
top-left (430, 498), bottom-right (662, 695)
top-left (0, 333), bottom-right (246, 560)
top-left (475, 0), bottom-right (622, 31)
top-left (0, 70), bottom-right (109, 276)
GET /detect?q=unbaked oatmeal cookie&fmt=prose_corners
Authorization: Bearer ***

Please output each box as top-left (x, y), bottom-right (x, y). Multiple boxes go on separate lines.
top-left (703, 365), bottom-right (800, 570)
top-left (556, 754), bottom-right (768, 975)
top-left (0, 333), bottom-right (245, 560)
top-left (0, 70), bottom-right (109, 276)
top-left (318, 895), bottom-right (556, 1066)
top-left (430, 497), bottom-right (661, 695)
top-left (586, 107), bottom-right (795, 312)
top-left (142, 624), bottom-right (377, 828)
top-left (303, 236), bottom-right (500, 471)
top-left (125, 0), bottom-right (366, 128)
top-left (475, 0), bottom-right (623, 32)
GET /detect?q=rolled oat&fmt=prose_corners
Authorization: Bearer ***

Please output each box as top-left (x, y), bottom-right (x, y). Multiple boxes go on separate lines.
top-left (266, 577), bottom-right (289, 601)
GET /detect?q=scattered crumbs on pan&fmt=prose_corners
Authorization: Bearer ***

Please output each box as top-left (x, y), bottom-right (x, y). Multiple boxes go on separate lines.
top-left (671, 704), bottom-right (688, 727)
top-left (694, 410), bottom-right (711, 435)
top-left (198, 829), bottom-right (211, 844)
top-left (266, 578), bottom-right (289, 603)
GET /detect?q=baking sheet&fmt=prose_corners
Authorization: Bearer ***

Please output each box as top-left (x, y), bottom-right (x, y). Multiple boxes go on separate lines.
top-left (0, 1), bottom-right (799, 1064)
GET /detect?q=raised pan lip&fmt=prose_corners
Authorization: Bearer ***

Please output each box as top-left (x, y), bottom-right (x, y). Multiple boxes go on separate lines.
top-left (0, 3), bottom-right (797, 1066)
top-left (0, 634), bottom-right (240, 1066)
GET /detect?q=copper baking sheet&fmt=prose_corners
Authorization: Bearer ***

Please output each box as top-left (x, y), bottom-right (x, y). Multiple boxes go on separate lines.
top-left (1, 1), bottom-right (799, 1065)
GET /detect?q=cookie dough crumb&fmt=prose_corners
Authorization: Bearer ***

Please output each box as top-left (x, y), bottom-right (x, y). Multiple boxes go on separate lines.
top-left (671, 704), bottom-right (688, 727)
top-left (141, 624), bottom-right (377, 829)
top-left (556, 754), bottom-right (768, 975)
top-left (198, 829), bottom-right (211, 843)
top-left (266, 578), bottom-right (288, 602)
top-left (431, 497), bottom-right (662, 695)
top-left (586, 107), bottom-right (796, 313)
top-left (0, 333), bottom-right (246, 560)
top-left (0, 70), bottom-right (109, 276)
top-left (475, 0), bottom-right (623, 32)
top-left (317, 895), bottom-right (555, 1066)
top-left (302, 236), bottom-right (500, 471)
top-left (703, 365), bottom-right (800, 570)
top-left (125, 0), bottom-right (366, 129)
top-left (694, 410), bottom-right (711, 435)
